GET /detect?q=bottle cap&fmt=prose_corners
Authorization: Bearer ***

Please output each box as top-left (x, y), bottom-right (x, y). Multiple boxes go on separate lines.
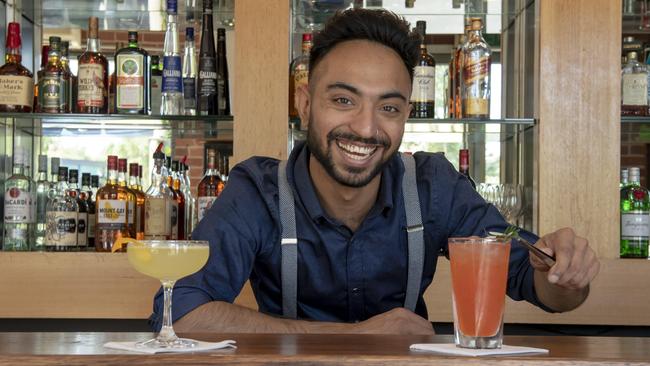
top-left (186, 27), bottom-right (194, 41)
top-left (470, 17), bottom-right (483, 30)
top-left (88, 16), bottom-right (99, 39)
top-left (118, 158), bottom-right (128, 172)
top-left (138, 164), bottom-right (143, 178)
top-left (129, 162), bottom-right (139, 176)
top-left (172, 160), bottom-right (179, 172)
top-left (107, 155), bottom-right (118, 170)
top-left (38, 155), bottom-right (48, 173)
top-left (203, 0), bottom-right (212, 11)
top-left (302, 33), bottom-right (312, 42)
top-left (60, 41), bottom-right (69, 56)
top-left (167, 0), bottom-right (178, 14)
top-left (51, 157), bottom-right (60, 173)
top-left (6, 22), bottom-right (21, 49)
top-left (628, 51), bottom-right (638, 60)
top-left (49, 36), bottom-right (61, 51)
top-left (41, 45), bottom-right (50, 67)
top-left (128, 31), bottom-right (138, 43)
top-left (13, 146), bottom-right (26, 166)
top-left (165, 156), bottom-right (172, 168)
top-left (59, 166), bottom-right (69, 181)
top-left (69, 169), bottom-right (79, 183)
top-left (82, 172), bottom-right (91, 185)
top-left (91, 175), bottom-right (99, 187)
top-left (153, 142), bottom-right (165, 159)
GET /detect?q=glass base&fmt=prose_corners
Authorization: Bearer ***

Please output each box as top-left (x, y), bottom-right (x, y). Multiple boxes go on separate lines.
top-left (455, 332), bottom-right (503, 349)
top-left (136, 336), bottom-right (198, 349)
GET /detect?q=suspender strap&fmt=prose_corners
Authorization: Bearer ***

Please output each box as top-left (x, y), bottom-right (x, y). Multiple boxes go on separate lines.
top-left (400, 153), bottom-right (425, 312)
top-left (278, 161), bottom-right (298, 318)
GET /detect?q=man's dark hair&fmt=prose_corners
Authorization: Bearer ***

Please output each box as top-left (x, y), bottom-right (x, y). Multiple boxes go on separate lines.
top-left (309, 8), bottom-right (420, 80)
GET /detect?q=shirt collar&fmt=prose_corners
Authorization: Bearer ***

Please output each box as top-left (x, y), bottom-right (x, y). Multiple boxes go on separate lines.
top-left (287, 141), bottom-right (398, 222)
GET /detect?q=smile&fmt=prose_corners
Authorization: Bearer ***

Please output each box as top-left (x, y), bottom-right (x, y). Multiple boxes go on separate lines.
top-left (335, 139), bottom-right (378, 161)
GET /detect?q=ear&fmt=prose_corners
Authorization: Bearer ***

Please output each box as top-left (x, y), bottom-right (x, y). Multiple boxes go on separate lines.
top-left (295, 83), bottom-right (311, 130)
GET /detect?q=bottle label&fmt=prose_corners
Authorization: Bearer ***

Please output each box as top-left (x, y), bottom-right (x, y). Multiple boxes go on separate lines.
top-left (97, 200), bottom-right (127, 231)
top-left (463, 55), bottom-right (490, 85)
top-left (198, 57), bottom-right (217, 94)
top-left (145, 197), bottom-right (167, 236)
top-left (116, 54), bottom-right (144, 109)
top-left (621, 212), bottom-right (650, 238)
top-left (170, 201), bottom-right (179, 239)
top-left (410, 66), bottom-right (435, 103)
top-left (77, 63), bottom-right (105, 108)
top-left (0, 75), bottom-right (33, 108)
top-left (294, 69), bottom-right (308, 89)
top-left (151, 75), bottom-right (162, 115)
top-left (162, 56), bottom-right (183, 93)
top-left (197, 196), bottom-right (217, 222)
top-left (77, 212), bottom-right (88, 246)
top-left (4, 188), bottom-right (34, 223)
top-left (40, 73), bottom-right (67, 110)
top-left (87, 213), bottom-right (96, 239)
top-left (218, 76), bottom-right (227, 110)
top-left (183, 77), bottom-right (196, 109)
top-left (465, 98), bottom-right (489, 116)
top-left (45, 211), bottom-right (77, 246)
top-left (622, 74), bottom-right (648, 106)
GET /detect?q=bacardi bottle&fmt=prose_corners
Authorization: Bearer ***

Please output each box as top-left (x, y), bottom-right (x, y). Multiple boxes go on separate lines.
top-left (3, 147), bottom-right (34, 251)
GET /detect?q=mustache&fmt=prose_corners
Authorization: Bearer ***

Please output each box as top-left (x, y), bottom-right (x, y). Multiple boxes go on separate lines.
top-left (327, 130), bottom-right (390, 148)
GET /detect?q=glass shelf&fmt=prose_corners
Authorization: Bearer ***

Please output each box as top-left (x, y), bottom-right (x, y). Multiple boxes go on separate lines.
top-left (290, 117), bottom-right (535, 126)
top-left (622, 116), bottom-right (650, 123)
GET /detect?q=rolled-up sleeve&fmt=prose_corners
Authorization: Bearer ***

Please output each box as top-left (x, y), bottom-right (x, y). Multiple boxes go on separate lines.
top-left (149, 165), bottom-right (267, 331)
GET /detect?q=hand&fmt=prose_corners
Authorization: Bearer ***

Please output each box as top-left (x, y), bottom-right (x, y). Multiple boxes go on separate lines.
top-left (532, 227), bottom-right (600, 290)
top-left (353, 308), bottom-right (434, 335)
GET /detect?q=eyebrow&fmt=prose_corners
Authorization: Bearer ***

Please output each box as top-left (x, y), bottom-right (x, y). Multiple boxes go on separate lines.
top-left (326, 82), bottom-right (408, 102)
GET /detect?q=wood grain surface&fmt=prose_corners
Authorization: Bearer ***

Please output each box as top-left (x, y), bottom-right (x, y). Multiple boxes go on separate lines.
top-left (0, 332), bottom-right (648, 365)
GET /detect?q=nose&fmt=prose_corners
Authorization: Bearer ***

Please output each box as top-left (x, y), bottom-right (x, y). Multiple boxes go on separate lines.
top-left (348, 104), bottom-right (378, 140)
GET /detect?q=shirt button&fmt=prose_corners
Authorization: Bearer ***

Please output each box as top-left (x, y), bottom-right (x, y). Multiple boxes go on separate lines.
top-left (352, 287), bottom-right (360, 294)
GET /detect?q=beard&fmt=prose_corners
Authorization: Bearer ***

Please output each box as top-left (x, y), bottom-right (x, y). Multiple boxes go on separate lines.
top-left (306, 117), bottom-right (396, 188)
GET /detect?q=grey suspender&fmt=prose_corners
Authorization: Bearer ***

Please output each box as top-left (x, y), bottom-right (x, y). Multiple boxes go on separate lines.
top-left (277, 154), bottom-right (424, 318)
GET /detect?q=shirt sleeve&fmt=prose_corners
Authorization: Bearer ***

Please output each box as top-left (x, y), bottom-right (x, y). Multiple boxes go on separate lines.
top-left (430, 154), bottom-right (556, 313)
top-left (148, 164), bottom-right (271, 331)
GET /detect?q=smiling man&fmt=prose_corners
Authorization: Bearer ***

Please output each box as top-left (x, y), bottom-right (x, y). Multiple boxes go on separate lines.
top-left (150, 8), bottom-right (599, 335)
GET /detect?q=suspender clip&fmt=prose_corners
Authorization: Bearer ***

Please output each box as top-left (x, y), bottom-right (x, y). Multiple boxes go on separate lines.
top-left (406, 224), bottom-right (424, 233)
top-left (281, 238), bottom-right (298, 245)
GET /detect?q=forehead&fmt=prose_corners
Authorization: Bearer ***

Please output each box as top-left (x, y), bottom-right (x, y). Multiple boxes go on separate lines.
top-left (311, 40), bottom-right (411, 92)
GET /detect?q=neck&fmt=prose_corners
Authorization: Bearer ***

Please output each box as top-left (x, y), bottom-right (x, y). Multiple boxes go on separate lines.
top-left (308, 154), bottom-right (381, 232)
top-left (5, 47), bottom-right (21, 64)
top-left (87, 37), bottom-right (100, 53)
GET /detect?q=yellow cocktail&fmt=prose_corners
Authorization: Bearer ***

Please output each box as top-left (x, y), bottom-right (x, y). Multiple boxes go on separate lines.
top-left (128, 245), bottom-right (209, 282)
top-left (127, 240), bottom-right (210, 349)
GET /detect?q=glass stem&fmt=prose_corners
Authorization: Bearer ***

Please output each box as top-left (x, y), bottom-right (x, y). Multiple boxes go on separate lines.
top-left (158, 280), bottom-right (178, 342)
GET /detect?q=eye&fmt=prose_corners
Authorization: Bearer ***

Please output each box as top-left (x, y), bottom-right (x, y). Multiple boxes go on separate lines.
top-left (382, 105), bottom-right (399, 113)
top-left (334, 97), bottom-right (353, 105)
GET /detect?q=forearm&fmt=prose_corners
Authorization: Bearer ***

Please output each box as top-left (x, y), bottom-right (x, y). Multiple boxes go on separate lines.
top-left (534, 270), bottom-right (589, 312)
top-left (173, 301), bottom-right (361, 334)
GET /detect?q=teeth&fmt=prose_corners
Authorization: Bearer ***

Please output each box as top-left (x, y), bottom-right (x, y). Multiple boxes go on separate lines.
top-left (336, 140), bottom-right (377, 160)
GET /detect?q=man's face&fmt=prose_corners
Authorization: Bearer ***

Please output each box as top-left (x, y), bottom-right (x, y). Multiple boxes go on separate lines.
top-left (301, 40), bottom-right (412, 188)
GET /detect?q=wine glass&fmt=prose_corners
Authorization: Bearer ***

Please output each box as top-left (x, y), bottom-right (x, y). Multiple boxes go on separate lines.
top-left (127, 240), bottom-right (210, 349)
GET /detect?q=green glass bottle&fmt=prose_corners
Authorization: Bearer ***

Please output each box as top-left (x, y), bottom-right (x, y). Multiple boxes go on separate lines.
top-left (620, 167), bottom-right (650, 258)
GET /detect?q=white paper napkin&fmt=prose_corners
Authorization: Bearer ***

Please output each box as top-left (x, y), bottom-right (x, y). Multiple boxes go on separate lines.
top-left (410, 343), bottom-right (548, 357)
top-left (104, 339), bottom-right (237, 354)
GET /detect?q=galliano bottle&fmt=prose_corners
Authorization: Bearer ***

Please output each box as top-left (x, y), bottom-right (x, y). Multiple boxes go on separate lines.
top-left (77, 16), bottom-right (108, 114)
top-left (462, 17), bottom-right (491, 119)
top-left (0, 22), bottom-right (34, 112)
top-left (161, 0), bottom-right (183, 115)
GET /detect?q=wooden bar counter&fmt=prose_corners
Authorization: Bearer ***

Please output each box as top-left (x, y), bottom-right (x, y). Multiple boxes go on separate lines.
top-left (0, 332), bottom-right (648, 365)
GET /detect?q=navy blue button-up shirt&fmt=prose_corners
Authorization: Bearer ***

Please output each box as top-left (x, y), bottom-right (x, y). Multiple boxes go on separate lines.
top-left (150, 142), bottom-right (552, 330)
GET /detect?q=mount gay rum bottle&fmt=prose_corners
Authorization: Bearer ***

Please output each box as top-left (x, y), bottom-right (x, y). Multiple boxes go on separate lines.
top-left (77, 16), bottom-right (108, 113)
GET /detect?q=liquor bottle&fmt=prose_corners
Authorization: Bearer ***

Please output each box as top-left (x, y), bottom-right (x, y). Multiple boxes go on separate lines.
top-left (620, 167), bottom-right (650, 258)
top-left (38, 37), bottom-right (70, 113)
top-left (117, 158), bottom-right (137, 239)
top-left (45, 166), bottom-right (78, 252)
top-left (622, 51), bottom-right (649, 116)
top-left (95, 156), bottom-right (130, 252)
top-left (197, 148), bottom-right (225, 223)
top-left (621, 168), bottom-right (629, 189)
top-left (410, 21), bottom-right (436, 118)
top-left (165, 156), bottom-right (180, 239)
top-left (458, 149), bottom-right (477, 189)
top-left (183, 27), bottom-right (197, 115)
top-left (0, 22), bottom-right (34, 113)
top-left (197, 0), bottom-right (217, 116)
top-left (138, 164), bottom-right (144, 191)
top-left (34, 45), bottom-right (49, 112)
top-left (48, 157), bottom-right (60, 199)
top-left (180, 159), bottom-right (195, 236)
top-left (161, 0), bottom-right (183, 115)
top-left (116, 31), bottom-right (149, 115)
top-left (150, 55), bottom-right (162, 116)
top-left (108, 42), bottom-right (120, 114)
top-left (91, 175), bottom-right (99, 199)
top-left (34, 154), bottom-right (49, 251)
top-left (81, 172), bottom-right (96, 249)
top-left (60, 41), bottom-right (76, 113)
top-left (77, 16), bottom-right (109, 114)
top-left (462, 17), bottom-right (491, 119)
top-left (216, 28), bottom-right (230, 116)
top-left (3, 147), bottom-right (34, 251)
top-left (145, 145), bottom-right (173, 240)
top-left (171, 160), bottom-right (186, 240)
top-left (289, 33), bottom-right (313, 118)
top-left (129, 162), bottom-right (145, 240)
top-left (451, 29), bottom-right (468, 119)
top-left (68, 169), bottom-right (88, 250)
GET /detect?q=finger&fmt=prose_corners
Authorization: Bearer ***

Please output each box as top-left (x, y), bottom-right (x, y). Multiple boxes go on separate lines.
top-left (546, 232), bottom-right (575, 284)
top-left (555, 237), bottom-right (588, 287)
top-left (563, 246), bottom-right (594, 289)
top-left (578, 256), bottom-right (600, 289)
